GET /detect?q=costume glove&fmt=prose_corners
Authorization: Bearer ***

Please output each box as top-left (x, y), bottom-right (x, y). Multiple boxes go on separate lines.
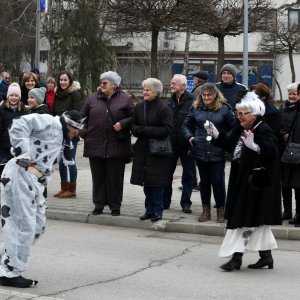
top-left (204, 120), bottom-right (219, 139)
top-left (241, 130), bottom-right (260, 152)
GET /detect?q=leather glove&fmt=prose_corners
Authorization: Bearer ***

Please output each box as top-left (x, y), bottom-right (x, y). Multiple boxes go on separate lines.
top-left (16, 158), bottom-right (30, 170)
top-left (204, 121), bottom-right (219, 139)
top-left (241, 130), bottom-right (260, 152)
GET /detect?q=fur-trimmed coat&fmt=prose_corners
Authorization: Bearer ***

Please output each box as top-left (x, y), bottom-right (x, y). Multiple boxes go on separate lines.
top-left (53, 81), bottom-right (83, 116)
top-left (212, 118), bottom-right (282, 229)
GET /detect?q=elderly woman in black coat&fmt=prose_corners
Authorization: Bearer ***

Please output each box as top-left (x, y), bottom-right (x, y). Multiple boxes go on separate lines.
top-left (130, 78), bottom-right (173, 222)
top-left (206, 91), bottom-right (281, 271)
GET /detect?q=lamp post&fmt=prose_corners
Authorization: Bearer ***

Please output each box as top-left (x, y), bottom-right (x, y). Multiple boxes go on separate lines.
top-left (35, 0), bottom-right (41, 69)
top-left (242, 0), bottom-right (248, 87)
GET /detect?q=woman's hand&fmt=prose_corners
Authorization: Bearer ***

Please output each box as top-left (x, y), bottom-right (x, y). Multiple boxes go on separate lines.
top-left (241, 130), bottom-right (260, 152)
top-left (113, 122), bottom-right (122, 132)
top-left (204, 120), bottom-right (219, 139)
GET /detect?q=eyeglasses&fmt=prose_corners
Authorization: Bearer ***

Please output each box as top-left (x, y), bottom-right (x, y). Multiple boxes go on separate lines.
top-left (235, 111), bottom-right (251, 118)
top-left (100, 81), bottom-right (109, 86)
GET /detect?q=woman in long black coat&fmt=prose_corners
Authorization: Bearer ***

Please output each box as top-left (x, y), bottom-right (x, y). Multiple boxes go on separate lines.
top-left (206, 91), bottom-right (281, 271)
top-left (130, 78), bottom-right (173, 222)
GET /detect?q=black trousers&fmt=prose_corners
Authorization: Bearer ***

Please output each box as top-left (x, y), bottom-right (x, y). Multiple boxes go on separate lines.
top-left (89, 157), bottom-right (125, 211)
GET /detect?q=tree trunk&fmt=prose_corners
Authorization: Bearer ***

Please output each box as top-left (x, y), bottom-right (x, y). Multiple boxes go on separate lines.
top-left (183, 31), bottom-right (191, 76)
top-left (288, 46), bottom-right (295, 83)
top-left (217, 35), bottom-right (225, 81)
top-left (274, 76), bottom-right (283, 101)
top-left (151, 29), bottom-right (159, 78)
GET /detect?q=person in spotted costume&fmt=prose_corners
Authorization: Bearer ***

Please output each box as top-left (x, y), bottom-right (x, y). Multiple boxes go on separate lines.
top-left (0, 110), bottom-right (85, 288)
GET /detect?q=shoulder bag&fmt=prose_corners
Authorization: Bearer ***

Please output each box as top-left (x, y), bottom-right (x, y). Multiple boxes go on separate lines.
top-left (106, 101), bottom-right (131, 141)
top-left (143, 102), bottom-right (172, 156)
top-left (281, 112), bottom-right (300, 164)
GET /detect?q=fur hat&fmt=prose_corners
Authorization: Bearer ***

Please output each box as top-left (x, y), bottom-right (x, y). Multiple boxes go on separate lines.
top-left (220, 64), bottom-right (237, 78)
top-left (100, 71), bottom-right (121, 87)
top-left (7, 82), bottom-right (21, 98)
top-left (28, 87), bottom-right (46, 105)
top-left (193, 71), bottom-right (208, 81)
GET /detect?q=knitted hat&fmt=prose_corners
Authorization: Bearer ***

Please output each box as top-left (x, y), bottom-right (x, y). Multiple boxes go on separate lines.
top-left (220, 64), bottom-right (237, 77)
top-left (30, 67), bottom-right (40, 75)
top-left (7, 82), bottom-right (21, 98)
top-left (193, 71), bottom-right (208, 81)
top-left (28, 87), bottom-right (46, 104)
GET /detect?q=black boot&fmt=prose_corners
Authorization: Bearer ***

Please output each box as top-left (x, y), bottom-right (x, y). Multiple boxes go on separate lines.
top-left (282, 210), bottom-right (292, 220)
top-left (248, 250), bottom-right (273, 269)
top-left (288, 214), bottom-right (300, 225)
top-left (220, 252), bottom-right (243, 271)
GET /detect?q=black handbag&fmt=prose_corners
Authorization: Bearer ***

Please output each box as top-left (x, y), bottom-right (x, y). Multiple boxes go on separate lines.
top-left (149, 136), bottom-right (172, 156)
top-left (281, 142), bottom-right (300, 164)
top-left (281, 112), bottom-right (300, 164)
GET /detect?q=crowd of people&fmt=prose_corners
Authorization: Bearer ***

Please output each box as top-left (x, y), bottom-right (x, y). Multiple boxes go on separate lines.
top-left (0, 64), bottom-right (299, 287)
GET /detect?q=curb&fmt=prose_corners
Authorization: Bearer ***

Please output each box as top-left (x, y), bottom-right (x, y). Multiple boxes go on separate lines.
top-left (46, 209), bottom-right (300, 241)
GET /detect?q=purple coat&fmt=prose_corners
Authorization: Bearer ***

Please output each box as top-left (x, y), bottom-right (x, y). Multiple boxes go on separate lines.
top-left (80, 89), bottom-right (134, 158)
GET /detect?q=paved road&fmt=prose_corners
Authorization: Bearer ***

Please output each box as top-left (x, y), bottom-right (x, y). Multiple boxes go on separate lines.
top-left (0, 220), bottom-right (298, 300)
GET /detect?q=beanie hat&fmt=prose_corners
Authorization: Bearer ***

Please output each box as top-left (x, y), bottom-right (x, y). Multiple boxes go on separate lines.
top-left (30, 67), bottom-right (40, 75)
top-left (7, 82), bottom-right (21, 98)
top-left (28, 87), bottom-right (46, 105)
top-left (220, 64), bottom-right (237, 78)
top-left (193, 71), bottom-right (209, 81)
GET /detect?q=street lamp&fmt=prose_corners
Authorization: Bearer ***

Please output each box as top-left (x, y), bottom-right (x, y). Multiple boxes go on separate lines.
top-left (35, 0), bottom-right (41, 69)
top-left (242, 0), bottom-right (248, 87)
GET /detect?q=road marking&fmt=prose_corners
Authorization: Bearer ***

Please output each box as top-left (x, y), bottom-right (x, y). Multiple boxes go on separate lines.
top-left (0, 288), bottom-right (63, 299)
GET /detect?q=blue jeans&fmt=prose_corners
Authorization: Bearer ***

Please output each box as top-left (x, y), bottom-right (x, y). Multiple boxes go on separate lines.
top-left (59, 139), bottom-right (78, 183)
top-left (144, 186), bottom-right (164, 217)
top-left (196, 160), bottom-right (226, 208)
top-left (163, 148), bottom-right (194, 208)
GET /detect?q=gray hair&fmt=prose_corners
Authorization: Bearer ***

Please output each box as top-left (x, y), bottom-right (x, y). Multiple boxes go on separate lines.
top-left (46, 77), bottom-right (56, 84)
top-left (236, 91), bottom-right (265, 116)
top-left (287, 82), bottom-right (299, 91)
top-left (172, 74), bottom-right (187, 85)
top-left (142, 78), bottom-right (163, 95)
top-left (100, 71), bottom-right (121, 87)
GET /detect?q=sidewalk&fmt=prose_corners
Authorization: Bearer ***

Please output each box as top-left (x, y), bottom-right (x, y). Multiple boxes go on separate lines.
top-left (46, 141), bottom-right (300, 240)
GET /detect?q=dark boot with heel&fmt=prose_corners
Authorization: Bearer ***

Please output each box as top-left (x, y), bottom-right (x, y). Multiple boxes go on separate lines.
top-left (248, 250), bottom-right (273, 269)
top-left (220, 252), bottom-right (243, 271)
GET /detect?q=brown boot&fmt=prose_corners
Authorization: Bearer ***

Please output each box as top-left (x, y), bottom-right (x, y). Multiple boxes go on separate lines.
top-left (217, 207), bottom-right (225, 223)
top-left (53, 182), bottom-right (68, 197)
top-left (59, 182), bottom-right (77, 198)
top-left (198, 204), bottom-right (211, 222)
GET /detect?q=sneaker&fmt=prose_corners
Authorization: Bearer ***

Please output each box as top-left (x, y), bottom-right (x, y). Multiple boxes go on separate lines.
top-left (0, 276), bottom-right (38, 288)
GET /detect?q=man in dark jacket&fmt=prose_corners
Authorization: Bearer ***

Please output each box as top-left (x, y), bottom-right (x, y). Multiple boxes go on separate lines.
top-left (0, 72), bottom-right (10, 101)
top-left (192, 70), bottom-right (208, 99)
top-left (216, 64), bottom-right (247, 110)
top-left (163, 74), bottom-right (195, 213)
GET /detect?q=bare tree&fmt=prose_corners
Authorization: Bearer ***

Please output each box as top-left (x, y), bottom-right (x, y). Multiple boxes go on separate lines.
top-left (259, 6), bottom-right (300, 83)
top-left (0, 0), bottom-right (36, 74)
top-left (105, 0), bottom-right (191, 78)
top-left (186, 0), bottom-right (275, 78)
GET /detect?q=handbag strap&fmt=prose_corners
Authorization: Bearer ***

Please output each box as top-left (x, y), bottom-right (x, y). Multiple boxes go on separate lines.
top-left (105, 100), bottom-right (116, 124)
top-left (286, 111), bottom-right (298, 143)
